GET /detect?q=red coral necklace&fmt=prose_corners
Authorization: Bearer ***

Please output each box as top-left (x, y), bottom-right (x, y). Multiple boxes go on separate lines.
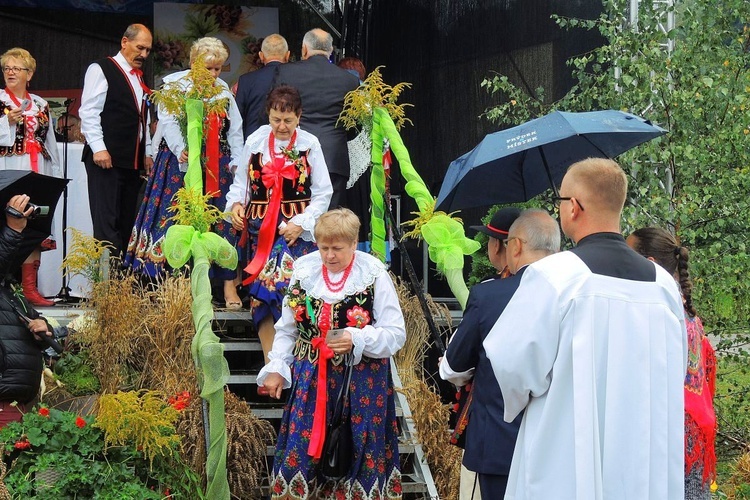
top-left (322, 255), bottom-right (355, 293)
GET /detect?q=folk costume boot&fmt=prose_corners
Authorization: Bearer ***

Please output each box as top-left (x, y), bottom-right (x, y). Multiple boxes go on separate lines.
top-left (21, 261), bottom-right (54, 307)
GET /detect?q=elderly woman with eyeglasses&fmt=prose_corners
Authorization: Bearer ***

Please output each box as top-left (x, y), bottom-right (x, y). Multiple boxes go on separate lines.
top-left (0, 48), bottom-right (61, 307)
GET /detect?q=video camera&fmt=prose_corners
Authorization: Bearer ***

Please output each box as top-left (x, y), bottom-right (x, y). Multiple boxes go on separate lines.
top-left (4, 203), bottom-right (49, 219)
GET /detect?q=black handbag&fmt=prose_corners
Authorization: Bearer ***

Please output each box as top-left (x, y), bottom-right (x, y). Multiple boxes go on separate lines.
top-left (321, 358), bottom-right (354, 479)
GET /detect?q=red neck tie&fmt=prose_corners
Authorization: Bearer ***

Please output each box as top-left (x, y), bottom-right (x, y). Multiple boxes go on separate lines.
top-left (130, 68), bottom-right (151, 95)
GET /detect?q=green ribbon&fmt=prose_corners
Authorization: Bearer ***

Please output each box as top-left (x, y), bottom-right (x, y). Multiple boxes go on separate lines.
top-left (163, 98), bottom-right (234, 499)
top-left (369, 107), bottom-right (479, 309)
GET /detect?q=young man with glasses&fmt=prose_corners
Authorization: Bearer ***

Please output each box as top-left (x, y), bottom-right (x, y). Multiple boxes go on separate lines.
top-left (484, 157), bottom-right (688, 500)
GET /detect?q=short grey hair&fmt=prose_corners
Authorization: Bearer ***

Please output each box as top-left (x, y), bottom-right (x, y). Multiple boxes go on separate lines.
top-left (303, 29), bottom-right (333, 55)
top-left (261, 34), bottom-right (288, 58)
top-left (190, 36), bottom-right (228, 66)
top-left (508, 209), bottom-right (560, 255)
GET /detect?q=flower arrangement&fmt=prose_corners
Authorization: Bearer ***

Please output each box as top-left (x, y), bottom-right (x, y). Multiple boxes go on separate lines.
top-left (150, 54), bottom-right (229, 146)
top-left (279, 143), bottom-right (309, 184)
top-left (61, 228), bottom-right (113, 286)
top-left (0, 398), bottom-right (203, 499)
top-left (337, 66), bottom-right (413, 132)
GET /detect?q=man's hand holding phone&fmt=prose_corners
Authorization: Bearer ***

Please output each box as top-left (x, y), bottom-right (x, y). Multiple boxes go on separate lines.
top-left (325, 328), bottom-right (353, 355)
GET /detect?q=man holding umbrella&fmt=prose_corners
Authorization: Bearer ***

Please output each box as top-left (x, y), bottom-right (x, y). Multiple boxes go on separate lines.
top-left (0, 194), bottom-right (57, 426)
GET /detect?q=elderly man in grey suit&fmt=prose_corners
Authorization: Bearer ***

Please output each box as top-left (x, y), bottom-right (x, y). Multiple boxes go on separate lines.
top-left (276, 28), bottom-right (359, 210)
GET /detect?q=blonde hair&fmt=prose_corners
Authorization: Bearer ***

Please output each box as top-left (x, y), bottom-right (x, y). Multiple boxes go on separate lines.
top-left (1, 48), bottom-right (36, 73)
top-left (314, 208), bottom-right (360, 243)
top-left (189, 37), bottom-right (228, 66)
top-left (566, 157), bottom-right (627, 214)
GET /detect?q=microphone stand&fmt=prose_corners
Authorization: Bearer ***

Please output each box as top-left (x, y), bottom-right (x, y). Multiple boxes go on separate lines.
top-left (55, 100), bottom-right (81, 304)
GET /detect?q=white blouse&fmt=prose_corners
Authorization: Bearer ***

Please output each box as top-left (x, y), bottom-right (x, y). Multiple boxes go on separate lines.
top-left (225, 125), bottom-right (333, 242)
top-left (257, 250), bottom-right (406, 388)
top-left (0, 90), bottom-right (60, 176)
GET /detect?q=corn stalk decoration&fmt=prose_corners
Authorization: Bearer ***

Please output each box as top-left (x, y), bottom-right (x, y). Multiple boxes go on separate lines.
top-left (162, 98), bottom-right (236, 499)
top-left (369, 107), bottom-right (479, 309)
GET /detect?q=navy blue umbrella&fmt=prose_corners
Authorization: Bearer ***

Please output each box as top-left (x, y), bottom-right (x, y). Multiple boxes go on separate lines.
top-left (435, 110), bottom-right (666, 212)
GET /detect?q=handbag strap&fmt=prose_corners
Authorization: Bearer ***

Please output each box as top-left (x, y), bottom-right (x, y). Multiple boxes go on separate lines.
top-left (331, 356), bottom-right (354, 424)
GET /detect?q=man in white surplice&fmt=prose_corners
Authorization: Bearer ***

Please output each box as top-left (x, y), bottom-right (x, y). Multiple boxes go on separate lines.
top-left (484, 158), bottom-right (688, 500)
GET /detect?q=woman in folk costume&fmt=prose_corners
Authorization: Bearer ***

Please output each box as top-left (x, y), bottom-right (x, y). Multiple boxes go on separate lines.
top-left (0, 48), bottom-right (61, 307)
top-left (258, 208), bottom-right (405, 499)
top-left (627, 227), bottom-right (717, 500)
top-left (125, 37), bottom-right (244, 308)
top-left (227, 85), bottom-right (332, 363)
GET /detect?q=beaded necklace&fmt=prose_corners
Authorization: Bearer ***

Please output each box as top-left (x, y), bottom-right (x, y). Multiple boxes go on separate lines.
top-left (322, 255), bottom-right (355, 293)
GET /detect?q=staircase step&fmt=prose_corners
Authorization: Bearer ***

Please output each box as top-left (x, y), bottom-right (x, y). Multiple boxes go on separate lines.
top-left (247, 406), bottom-right (404, 420)
top-left (222, 340), bottom-right (262, 351)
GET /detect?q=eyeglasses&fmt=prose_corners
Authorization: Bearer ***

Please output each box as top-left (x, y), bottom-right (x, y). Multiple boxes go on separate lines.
top-left (2, 67), bottom-right (29, 74)
top-left (552, 196), bottom-right (585, 212)
top-left (505, 236), bottom-right (527, 247)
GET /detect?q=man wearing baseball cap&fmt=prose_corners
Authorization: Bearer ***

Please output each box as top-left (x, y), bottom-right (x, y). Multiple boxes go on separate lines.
top-left (469, 207), bottom-right (522, 278)
top-left (441, 207), bottom-right (560, 498)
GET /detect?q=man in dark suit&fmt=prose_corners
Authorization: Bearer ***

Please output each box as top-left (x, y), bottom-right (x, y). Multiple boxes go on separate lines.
top-left (275, 28), bottom-right (360, 210)
top-left (440, 208), bottom-right (560, 499)
top-left (235, 34), bottom-right (289, 139)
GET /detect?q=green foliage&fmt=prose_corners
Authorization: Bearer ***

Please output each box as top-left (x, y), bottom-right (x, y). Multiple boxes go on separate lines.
top-left (482, 0), bottom-right (750, 338)
top-left (0, 405), bottom-right (203, 499)
top-left (53, 349), bottom-right (101, 396)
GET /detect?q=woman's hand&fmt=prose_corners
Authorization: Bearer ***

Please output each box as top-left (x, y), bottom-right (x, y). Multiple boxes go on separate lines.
top-left (179, 149), bottom-right (188, 164)
top-left (262, 372), bottom-right (285, 400)
top-left (230, 202), bottom-right (245, 231)
top-left (326, 329), bottom-right (353, 355)
top-left (6, 107), bottom-right (23, 126)
top-left (279, 221), bottom-right (303, 246)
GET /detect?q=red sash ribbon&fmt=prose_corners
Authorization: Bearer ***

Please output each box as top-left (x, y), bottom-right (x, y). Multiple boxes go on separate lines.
top-left (242, 131), bottom-right (298, 285)
top-left (205, 112), bottom-right (222, 197)
top-left (307, 302), bottom-right (333, 459)
top-left (5, 90), bottom-right (40, 171)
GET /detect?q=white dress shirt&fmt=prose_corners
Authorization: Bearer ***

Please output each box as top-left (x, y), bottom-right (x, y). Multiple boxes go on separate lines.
top-left (79, 51), bottom-right (151, 156)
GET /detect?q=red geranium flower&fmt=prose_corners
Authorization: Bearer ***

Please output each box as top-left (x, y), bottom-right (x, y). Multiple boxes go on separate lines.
top-left (14, 439), bottom-right (30, 450)
top-left (75, 416), bottom-right (86, 428)
top-left (38, 407), bottom-right (50, 417)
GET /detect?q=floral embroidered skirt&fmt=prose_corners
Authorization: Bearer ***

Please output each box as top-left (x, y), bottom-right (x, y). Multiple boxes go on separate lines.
top-left (207, 154), bottom-right (240, 282)
top-left (124, 145), bottom-right (184, 277)
top-left (244, 218), bottom-right (315, 326)
top-left (271, 357), bottom-right (402, 499)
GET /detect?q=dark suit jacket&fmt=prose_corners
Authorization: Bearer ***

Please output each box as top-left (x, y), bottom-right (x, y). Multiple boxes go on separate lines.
top-left (275, 55), bottom-right (360, 177)
top-left (235, 61), bottom-right (282, 139)
top-left (445, 268), bottom-right (527, 475)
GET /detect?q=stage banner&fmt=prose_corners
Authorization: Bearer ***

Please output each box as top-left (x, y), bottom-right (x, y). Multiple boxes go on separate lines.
top-left (154, 3), bottom-right (279, 88)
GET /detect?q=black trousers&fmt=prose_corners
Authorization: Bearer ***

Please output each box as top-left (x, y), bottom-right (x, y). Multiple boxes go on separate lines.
top-left (84, 160), bottom-right (142, 258)
top-left (328, 172), bottom-right (347, 211)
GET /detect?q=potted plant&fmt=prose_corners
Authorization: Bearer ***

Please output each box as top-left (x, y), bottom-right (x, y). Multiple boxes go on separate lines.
top-left (0, 392), bottom-right (203, 498)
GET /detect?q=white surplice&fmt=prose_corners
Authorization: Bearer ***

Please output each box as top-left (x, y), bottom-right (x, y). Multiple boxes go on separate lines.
top-left (484, 250), bottom-right (688, 500)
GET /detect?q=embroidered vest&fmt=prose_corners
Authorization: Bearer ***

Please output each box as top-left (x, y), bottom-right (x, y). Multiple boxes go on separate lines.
top-left (0, 100), bottom-right (52, 160)
top-left (246, 149), bottom-right (312, 220)
top-left (287, 281), bottom-right (375, 365)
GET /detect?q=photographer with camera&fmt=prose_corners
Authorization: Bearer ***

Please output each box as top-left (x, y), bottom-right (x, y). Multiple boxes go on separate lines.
top-left (0, 194), bottom-right (57, 426)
